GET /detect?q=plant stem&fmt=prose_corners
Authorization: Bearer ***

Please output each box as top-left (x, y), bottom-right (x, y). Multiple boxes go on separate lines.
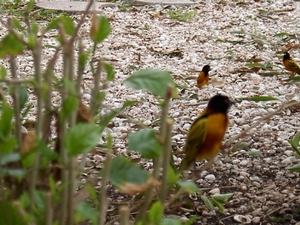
top-left (46, 192), bottom-right (53, 225)
top-left (135, 86), bottom-right (172, 223)
top-left (159, 119), bottom-right (173, 203)
top-left (119, 206), bottom-right (130, 225)
top-left (29, 38), bottom-right (43, 210)
top-left (9, 56), bottom-right (21, 148)
top-left (98, 151), bottom-right (112, 225)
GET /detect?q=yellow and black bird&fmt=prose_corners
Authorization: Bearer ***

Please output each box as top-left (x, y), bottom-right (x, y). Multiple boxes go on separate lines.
top-left (179, 94), bottom-right (234, 172)
top-left (283, 52), bottom-right (300, 77)
top-left (196, 65), bottom-right (211, 88)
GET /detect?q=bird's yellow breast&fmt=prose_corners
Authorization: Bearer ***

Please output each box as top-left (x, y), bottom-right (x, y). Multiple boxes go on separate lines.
top-left (197, 71), bottom-right (209, 87)
top-left (196, 113), bottom-right (228, 160)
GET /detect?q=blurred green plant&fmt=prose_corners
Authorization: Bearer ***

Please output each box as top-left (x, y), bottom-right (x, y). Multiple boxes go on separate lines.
top-left (167, 9), bottom-right (196, 22)
top-left (0, 0), bottom-right (239, 224)
top-left (287, 132), bottom-right (300, 172)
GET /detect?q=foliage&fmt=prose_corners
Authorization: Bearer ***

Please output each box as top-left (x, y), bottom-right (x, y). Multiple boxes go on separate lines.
top-left (0, 1), bottom-right (237, 225)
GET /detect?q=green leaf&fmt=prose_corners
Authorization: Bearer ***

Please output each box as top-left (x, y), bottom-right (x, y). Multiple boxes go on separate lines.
top-left (286, 164), bottom-right (300, 172)
top-left (177, 180), bottom-right (200, 193)
top-left (244, 62), bottom-right (266, 68)
top-left (0, 153), bottom-right (20, 166)
top-left (128, 129), bottom-right (162, 159)
top-left (167, 10), bottom-right (196, 22)
top-left (96, 91), bottom-right (106, 103)
top-left (290, 132), bottom-right (300, 153)
top-left (31, 23), bottom-right (39, 35)
top-left (0, 65), bottom-right (7, 79)
top-left (21, 148), bottom-right (36, 168)
top-left (211, 193), bottom-right (233, 203)
top-left (33, 190), bottom-right (46, 212)
top-left (286, 77), bottom-right (300, 82)
top-left (45, 16), bottom-right (75, 35)
top-left (0, 137), bottom-right (17, 153)
top-left (103, 62), bottom-right (115, 81)
top-left (273, 32), bottom-right (291, 37)
top-left (201, 196), bottom-right (214, 211)
top-left (0, 101), bottom-right (13, 139)
top-left (61, 96), bottom-right (78, 120)
top-left (124, 69), bottom-right (177, 98)
top-left (11, 18), bottom-right (24, 30)
top-left (0, 33), bottom-right (25, 58)
top-left (1, 168), bottom-right (25, 177)
top-left (63, 78), bottom-right (77, 95)
top-left (86, 183), bottom-right (98, 203)
top-left (148, 200), bottom-right (163, 225)
top-left (26, 0), bottom-right (35, 12)
top-left (65, 124), bottom-right (100, 156)
top-left (248, 149), bottom-right (263, 157)
top-left (248, 96), bottom-right (278, 101)
top-left (183, 215), bottom-right (198, 225)
top-left (78, 51), bottom-right (89, 72)
top-left (108, 156), bottom-right (150, 187)
top-left (161, 218), bottom-right (182, 225)
top-left (17, 86), bottom-right (28, 110)
top-left (27, 34), bottom-right (37, 49)
top-left (92, 15), bottom-right (111, 43)
top-left (39, 140), bottom-right (58, 162)
top-left (211, 197), bottom-right (225, 213)
top-left (0, 201), bottom-right (28, 225)
top-left (237, 96), bottom-right (278, 102)
top-left (230, 30), bottom-right (246, 35)
top-left (75, 202), bottom-right (98, 224)
top-left (167, 166), bottom-right (180, 186)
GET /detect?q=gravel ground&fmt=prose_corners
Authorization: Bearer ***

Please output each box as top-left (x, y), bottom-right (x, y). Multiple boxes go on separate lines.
top-left (3, 0), bottom-right (300, 224)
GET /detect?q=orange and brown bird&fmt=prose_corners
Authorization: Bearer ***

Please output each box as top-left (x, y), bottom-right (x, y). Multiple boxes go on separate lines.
top-left (196, 65), bottom-right (211, 88)
top-left (283, 52), bottom-right (300, 77)
top-left (179, 94), bottom-right (234, 172)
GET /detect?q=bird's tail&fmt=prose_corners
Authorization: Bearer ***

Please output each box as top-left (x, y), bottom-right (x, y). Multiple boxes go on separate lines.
top-left (178, 156), bottom-right (191, 173)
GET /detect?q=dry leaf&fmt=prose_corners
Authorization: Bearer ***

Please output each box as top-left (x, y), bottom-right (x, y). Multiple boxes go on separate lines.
top-left (20, 131), bottom-right (36, 155)
top-left (119, 177), bottom-right (160, 195)
top-left (250, 67), bottom-right (261, 73)
top-left (90, 9), bottom-right (99, 40)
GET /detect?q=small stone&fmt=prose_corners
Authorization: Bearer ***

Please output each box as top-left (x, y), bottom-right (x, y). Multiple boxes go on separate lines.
top-left (252, 217), bottom-right (261, 224)
top-left (183, 123), bottom-right (191, 130)
top-left (209, 188), bottom-right (220, 195)
top-left (205, 174), bottom-right (216, 180)
top-left (282, 157), bottom-right (292, 165)
top-left (240, 159), bottom-right (249, 166)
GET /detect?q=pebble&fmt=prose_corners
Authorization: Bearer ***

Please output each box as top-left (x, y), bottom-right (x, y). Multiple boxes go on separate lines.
top-left (205, 174), bottom-right (216, 180)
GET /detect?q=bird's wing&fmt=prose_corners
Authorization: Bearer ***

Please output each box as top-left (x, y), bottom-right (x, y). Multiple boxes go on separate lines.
top-left (187, 116), bottom-right (207, 144)
top-left (288, 60), bottom-right (300, 74)
top-left (179, 116), bottom-right (207, 171)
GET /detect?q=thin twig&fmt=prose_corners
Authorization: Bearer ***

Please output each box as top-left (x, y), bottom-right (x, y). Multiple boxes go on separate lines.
top-left (45, 192), bottom-right (53, 225)
top-left (119, 206), bottom-right (130, 225)
top-left (135, 86), bottom-right (172, 223)
top-left (159, 119), bottom-right (173, 203)
top-left (70, 0), bottom-right (95, 44)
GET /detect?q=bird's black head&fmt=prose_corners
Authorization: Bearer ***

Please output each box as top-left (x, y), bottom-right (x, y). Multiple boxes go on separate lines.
top-left (207, 94), bottom-right (234, 114)
top-left (283, 52), bottom-right (291, 60)
top-left (202, 65), bottom-right (211, 73)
